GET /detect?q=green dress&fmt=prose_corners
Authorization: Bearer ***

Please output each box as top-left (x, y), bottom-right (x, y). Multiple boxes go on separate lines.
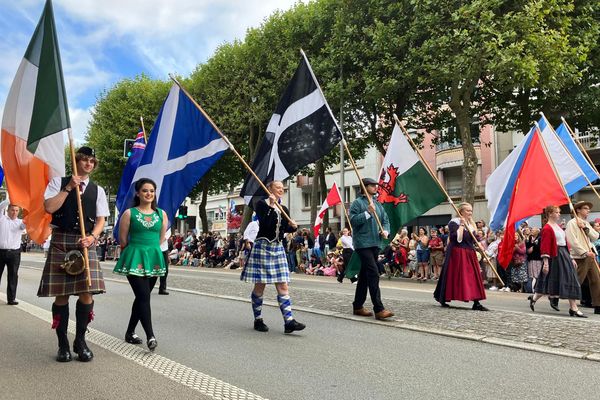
top-left (113, 207), bottom-right (166, 277)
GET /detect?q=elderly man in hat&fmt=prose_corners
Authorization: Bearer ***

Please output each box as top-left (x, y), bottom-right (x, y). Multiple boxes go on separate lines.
top-left (349, 177), bottom-right (394, 320)
top-left (38, 146), bottom-right (109, 362)
top-left (566, 201), bottom-right (600, 314)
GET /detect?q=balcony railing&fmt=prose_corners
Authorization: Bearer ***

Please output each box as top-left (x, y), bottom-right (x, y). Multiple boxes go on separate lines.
top-left (576, 134), bottom-right (598, 150)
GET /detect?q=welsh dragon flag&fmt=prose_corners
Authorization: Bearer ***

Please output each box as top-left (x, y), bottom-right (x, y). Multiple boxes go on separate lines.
top-left (1, 0), bottom-right (67, 243)
top-left (377, 124), bottom-right (446, 236)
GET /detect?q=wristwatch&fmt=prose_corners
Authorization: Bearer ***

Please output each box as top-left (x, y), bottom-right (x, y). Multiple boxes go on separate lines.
top-left (61, 186), bottom-right (72, 193)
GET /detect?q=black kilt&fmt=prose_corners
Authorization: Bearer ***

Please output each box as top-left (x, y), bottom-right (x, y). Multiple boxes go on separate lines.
top-left (37, 231), bottom-right (105, 297)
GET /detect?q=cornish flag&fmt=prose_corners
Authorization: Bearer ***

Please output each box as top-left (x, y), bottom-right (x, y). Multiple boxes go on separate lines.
top-left (240, 52), bottom-right (342, 205)
top-left (313, 183), bottom-right (342, 237)
top-left (377, 124), bottom-right (446, 237)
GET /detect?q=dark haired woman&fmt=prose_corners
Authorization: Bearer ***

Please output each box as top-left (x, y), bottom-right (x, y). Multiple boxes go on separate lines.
top-left (114, 178), bottom-right (168, 349)
top-left (241, 180), bottom-right (305, 334)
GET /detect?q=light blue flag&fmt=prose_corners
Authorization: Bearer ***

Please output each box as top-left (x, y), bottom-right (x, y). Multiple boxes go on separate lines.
top-left (555, 123), bottom-right (599, 188)
top-left (114, 84), bottom-right (229, 241)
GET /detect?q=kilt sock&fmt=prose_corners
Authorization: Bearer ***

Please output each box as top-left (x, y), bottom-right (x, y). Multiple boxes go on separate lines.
top-left (251, 291), bottom-right (263, 320)
top-left (277, 294), bottom-right (294, 322)
top-left (52, 303), bottom-right (70, 351)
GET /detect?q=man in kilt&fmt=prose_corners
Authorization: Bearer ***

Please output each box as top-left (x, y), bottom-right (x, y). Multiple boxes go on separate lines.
top-left (241, 180), bottom-right (305, 334)
top-left (38, 146), bottom-right (109, 362)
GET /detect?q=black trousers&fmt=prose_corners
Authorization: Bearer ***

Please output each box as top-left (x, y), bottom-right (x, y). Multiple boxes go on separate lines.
top-left (353, 247), bottom-right (385, 313)
top-left (0, 249), bottom-right (20, 302)
top-left (126, 275), bottom-right (158, 339)
top-left (159, 251), bottom-right (169, 291)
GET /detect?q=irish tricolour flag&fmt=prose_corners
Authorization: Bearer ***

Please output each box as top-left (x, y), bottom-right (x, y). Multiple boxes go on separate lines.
top-left (377, 124), bottom-right (446, 236)
top-left (1, 0), bottom-right (67, 243)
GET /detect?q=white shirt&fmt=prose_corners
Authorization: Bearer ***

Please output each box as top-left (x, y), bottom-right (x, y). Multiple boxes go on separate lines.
top-left (341, 235), bottom-right (354, 250)
top-left (44, 176), bottom-right (110, 217)
top-left (243, 220), bottom-right (259, 243)
top-left (160, 229), bottom-right (171, 252)
top-left (551, 223), bottom-right (566, 246)
top-left (0, 200), bottom-right (26, 250)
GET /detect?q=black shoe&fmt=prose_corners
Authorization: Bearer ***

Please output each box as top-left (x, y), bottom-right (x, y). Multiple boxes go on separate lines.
top-left (595, 307), bottom-right (600, 315)
top-left (550, 298), bottom-right (560, 311)
top-left (528, 295), bottom-right (536, 312)
top-left (284, 320), bottom-right (306, 334)
top-left (472, 302), bottom-right (489, 311)
top-left (158, 290), bottom-right (169, 295)
top-left (7, 300), bottom-right (18, 305)
top-left (56, 347), bottom-right (72, 362)
top-left (125, 332), bottom-right (143, 344)
top-left (440, 302), bottom-right (450, 308)
top-left (569, 309), bottom-right (587, 318)
top-left (147, 337), bottom-right (158, 351)
top-left (254, 318), bottom-right (269, 332)
top-left (73, 340), bottom-right (94, 362)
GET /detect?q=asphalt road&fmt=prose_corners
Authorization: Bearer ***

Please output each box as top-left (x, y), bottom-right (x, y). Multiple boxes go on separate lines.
top-left (4, 254), bottom-right (600, 400)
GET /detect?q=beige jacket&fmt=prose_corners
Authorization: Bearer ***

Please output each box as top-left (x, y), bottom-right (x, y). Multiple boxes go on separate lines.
top-left (565, 218), bottom-right (599, 259)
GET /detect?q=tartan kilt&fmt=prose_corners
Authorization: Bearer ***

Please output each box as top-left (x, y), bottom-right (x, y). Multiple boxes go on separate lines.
top-left (240, 238), bottom-right (290, 283)
top-left (37, 231), bottom-right (106, 297)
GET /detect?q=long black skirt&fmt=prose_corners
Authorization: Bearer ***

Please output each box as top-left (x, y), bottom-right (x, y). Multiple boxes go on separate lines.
top-left (534, 246), bottom-right (581, 300)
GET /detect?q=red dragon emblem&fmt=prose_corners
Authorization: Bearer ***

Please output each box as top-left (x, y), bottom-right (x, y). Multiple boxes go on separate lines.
top-left (377, 164), bottom-right (408, 206)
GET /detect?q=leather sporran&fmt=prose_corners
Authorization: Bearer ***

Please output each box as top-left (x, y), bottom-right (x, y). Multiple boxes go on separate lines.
top-left (62, 250), bottom-right (86, 275)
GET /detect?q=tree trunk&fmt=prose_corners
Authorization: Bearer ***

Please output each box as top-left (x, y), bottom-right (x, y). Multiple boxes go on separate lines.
top-left (199, 174), bottom-right (210, 233)
top-left (310, 160), bottom-right (324, 236)
top-left (448, 79), bottom-right (478, 205)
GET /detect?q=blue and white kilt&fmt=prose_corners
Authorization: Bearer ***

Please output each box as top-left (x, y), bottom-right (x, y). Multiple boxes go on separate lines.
top-left (240, 238), bottom-right (290, 283)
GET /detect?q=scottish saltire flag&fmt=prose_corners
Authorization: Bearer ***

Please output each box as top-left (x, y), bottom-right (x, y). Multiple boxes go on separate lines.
top-left (239, 52), bottom-right (342, 205)
top-left (1, 0), bottom-right (67, 243)
top-left (115, 84), bottom-right (228, 240)
top-left (116, 129), bottom-right (146, 212)
top-left (497, 128), bottom-right (569, 267)
top-left (487, 116), bottom-right (598, 231)
top-left (0, 164), bottom-right (4, 187)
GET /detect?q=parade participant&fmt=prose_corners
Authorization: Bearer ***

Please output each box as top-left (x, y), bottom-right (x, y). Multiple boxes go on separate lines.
top-left (241, 180), bottom-right (304, 334)
top-left (434, 202), bottom-right (488, 311)
top-left (565, 201), bottom-right (600, 314)
top-left (528, 205), bottom-right (586, 317)
top-left (114, 178), bottom-right (167, 350)
top-left (0, 200), bottom-right (26, 305)
top-left (39, 146), bottom-right (109, 362)
top-left (349, 178), bottom-right (394, 320)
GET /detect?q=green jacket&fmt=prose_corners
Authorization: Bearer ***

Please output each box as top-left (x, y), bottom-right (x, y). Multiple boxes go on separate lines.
top-left (349, 195), bottom-right (390, 249)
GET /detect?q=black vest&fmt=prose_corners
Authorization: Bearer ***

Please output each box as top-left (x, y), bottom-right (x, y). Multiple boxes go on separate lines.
top-left (51, 177), bottom-right (98, 233)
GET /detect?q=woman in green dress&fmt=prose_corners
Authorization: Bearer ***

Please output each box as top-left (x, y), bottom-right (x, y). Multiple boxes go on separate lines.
top-left (114, 178), bottom-right (167, 350)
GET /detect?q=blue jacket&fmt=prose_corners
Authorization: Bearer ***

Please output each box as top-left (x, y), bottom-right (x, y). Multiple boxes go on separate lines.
top-left (349, 195), bottom-right (390, 249)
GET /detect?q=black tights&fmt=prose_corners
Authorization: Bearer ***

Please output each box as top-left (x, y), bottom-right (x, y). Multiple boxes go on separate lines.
top-left (126, 275), bottom-right (158, 340)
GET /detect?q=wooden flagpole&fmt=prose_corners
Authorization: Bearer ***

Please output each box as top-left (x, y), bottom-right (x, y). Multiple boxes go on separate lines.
top-left (168, 75), bottom-right (294, 224)
top-left (334, 183), bottom-right (352, 231)
top-left (560, 117), bottom-right (600, 176)
top-left (67, 130), bottom-right (92, 287)
top-left (140, 116), bottom-right (148, 143)
top-left (535, 122), bottom-right (600, 275)
top-left (540, 112), bottom-right (600, 201)
top-left (300, 49), bottom-right (385, 234)
top-left (392, 114), bottom-right (504, 285)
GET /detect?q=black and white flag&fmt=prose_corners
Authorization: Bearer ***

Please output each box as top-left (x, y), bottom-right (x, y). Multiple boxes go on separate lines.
top-left (240, 53), bottom-right (343, 205)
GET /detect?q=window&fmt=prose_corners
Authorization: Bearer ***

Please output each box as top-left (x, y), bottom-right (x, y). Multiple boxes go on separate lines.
top-left (303, 193), bottom-right (311, 208)
top-left (344, 187), bottom-right (351, 203)
top-left (444, 167), bottom-right (462, 197)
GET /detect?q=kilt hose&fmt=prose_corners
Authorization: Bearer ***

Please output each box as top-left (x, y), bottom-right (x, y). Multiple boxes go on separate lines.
top-left (38, 231), bottom-right (106, 297)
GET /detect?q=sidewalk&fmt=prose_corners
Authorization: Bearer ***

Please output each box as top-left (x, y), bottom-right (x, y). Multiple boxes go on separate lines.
top-left (0, 301), bottom-right (239, 400)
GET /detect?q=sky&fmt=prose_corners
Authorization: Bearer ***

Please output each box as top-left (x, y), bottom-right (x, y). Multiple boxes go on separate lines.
top-left (0, 0), bottom-right (303, 144)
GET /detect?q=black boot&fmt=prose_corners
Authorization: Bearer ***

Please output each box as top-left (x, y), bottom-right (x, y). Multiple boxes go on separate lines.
top-left (73, 300), bottom-right (94, 362)
top-left (52, 303), bottom-right (71, 362)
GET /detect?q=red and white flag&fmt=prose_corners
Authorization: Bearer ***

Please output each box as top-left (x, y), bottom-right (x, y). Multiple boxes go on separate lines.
top-left (313, 183), bottom-right (342, 237)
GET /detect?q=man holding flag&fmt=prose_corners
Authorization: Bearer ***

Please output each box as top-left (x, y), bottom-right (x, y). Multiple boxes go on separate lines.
top-left (349, 177), bottom-right (394, 320)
